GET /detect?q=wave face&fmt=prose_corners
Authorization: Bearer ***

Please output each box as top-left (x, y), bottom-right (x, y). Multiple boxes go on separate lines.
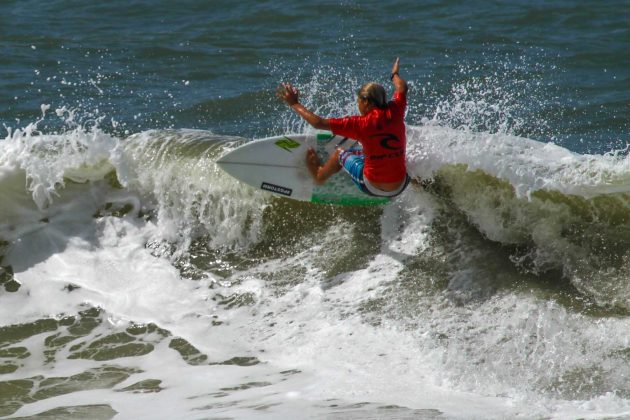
top-left (407, 125), bottom-right (630, 308)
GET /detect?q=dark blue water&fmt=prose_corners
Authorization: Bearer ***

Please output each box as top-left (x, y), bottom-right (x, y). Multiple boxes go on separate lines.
top-left (2, 0), bottom-right (628, 150)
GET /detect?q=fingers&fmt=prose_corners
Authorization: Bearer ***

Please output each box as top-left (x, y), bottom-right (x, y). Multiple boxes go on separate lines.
top-left (275, 83), bottom-right (291, 96)
top-left (283, 83), bottom-right (298, 96)
top-left (392, 57), bottom-right (400, 74)
top-left (275, 83), bottom-right (286, 96)
top-left (276, 83), bottom-right (299, 105)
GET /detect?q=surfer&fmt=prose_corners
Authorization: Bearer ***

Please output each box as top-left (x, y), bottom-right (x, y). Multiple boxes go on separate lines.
top-left (277, 58), bottom-right (410, 198)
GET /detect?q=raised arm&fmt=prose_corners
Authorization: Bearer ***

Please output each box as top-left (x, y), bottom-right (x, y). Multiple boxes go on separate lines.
top-left (276, 83), bottom-right (331, 131)
top-left (390, 57), bottom-right (408, 94)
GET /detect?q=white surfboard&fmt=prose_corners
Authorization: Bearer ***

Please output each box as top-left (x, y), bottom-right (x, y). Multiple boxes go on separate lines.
top-left (216, 132), bottom-right (390, 206)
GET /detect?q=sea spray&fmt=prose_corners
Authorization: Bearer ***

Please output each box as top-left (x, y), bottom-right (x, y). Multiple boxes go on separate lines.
top-left (113, 129), bottom-right (270, 256)
top-left (1, 109), bottom-right (118, 210)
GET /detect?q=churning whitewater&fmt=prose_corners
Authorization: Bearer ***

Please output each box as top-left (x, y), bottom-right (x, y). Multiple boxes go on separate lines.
top-left (2, 108), bottom-right (630, 418)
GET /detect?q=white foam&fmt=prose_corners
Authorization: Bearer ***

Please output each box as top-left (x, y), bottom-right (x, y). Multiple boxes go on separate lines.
top-left (5, 124), bottom-right (630, 419)
top-left (1, 123), bottom-right (118, 210)
top-left (407, 124), bottom-right (630, 198)
top-left (112, 129), bottom-right (269, 253)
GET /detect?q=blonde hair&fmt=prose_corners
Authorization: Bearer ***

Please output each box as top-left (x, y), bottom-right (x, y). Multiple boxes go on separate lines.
top-left (357, 82), bottom-right (388, 109)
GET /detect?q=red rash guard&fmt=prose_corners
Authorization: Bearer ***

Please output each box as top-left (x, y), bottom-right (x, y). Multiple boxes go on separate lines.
top-left (328, 90), bottom-right (407, 183)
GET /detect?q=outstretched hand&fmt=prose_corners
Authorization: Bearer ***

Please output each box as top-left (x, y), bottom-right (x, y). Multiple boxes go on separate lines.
top-left (391, 57), bottom-right (400, 75)
top-left (276, 82), bottom-right (300, 106)
top-left (277, 83), bottom-right (330, 130)
top-left (390, 57), bottom-right (407, 93)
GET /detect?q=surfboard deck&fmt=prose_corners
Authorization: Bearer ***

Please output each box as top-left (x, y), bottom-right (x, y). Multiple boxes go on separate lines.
top-left (216, 132), bottom-right (390, 206)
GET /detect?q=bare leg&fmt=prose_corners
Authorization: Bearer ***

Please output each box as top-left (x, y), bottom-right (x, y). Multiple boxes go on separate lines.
top-left (306, 148), bottom-right (342, 185)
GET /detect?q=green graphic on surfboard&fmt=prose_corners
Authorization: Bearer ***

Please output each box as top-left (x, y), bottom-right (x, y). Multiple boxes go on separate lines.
top-left (275, 137), bottom-right (301, 152)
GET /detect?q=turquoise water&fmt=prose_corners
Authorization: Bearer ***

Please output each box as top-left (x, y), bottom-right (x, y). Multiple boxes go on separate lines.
top-left (1, 1), bottom-right (630, 419)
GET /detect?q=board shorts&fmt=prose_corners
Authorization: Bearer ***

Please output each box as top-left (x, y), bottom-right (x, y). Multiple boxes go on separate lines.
top-left (338, 148), bottom-right (410, 198)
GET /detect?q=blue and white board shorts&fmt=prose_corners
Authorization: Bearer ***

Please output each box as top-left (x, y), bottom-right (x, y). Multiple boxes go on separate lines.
top-left (338, 148), bottom-right (410, 198)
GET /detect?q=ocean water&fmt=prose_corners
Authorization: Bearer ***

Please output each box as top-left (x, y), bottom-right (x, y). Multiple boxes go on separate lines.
top-left (1, 1), bottom-right (630, 419)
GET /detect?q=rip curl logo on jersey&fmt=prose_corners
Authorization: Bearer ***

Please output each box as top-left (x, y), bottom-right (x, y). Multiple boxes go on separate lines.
top-left (376, 133), bottom-right (401, 150)
top-left (275, 137), bottom-right (301, 152)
